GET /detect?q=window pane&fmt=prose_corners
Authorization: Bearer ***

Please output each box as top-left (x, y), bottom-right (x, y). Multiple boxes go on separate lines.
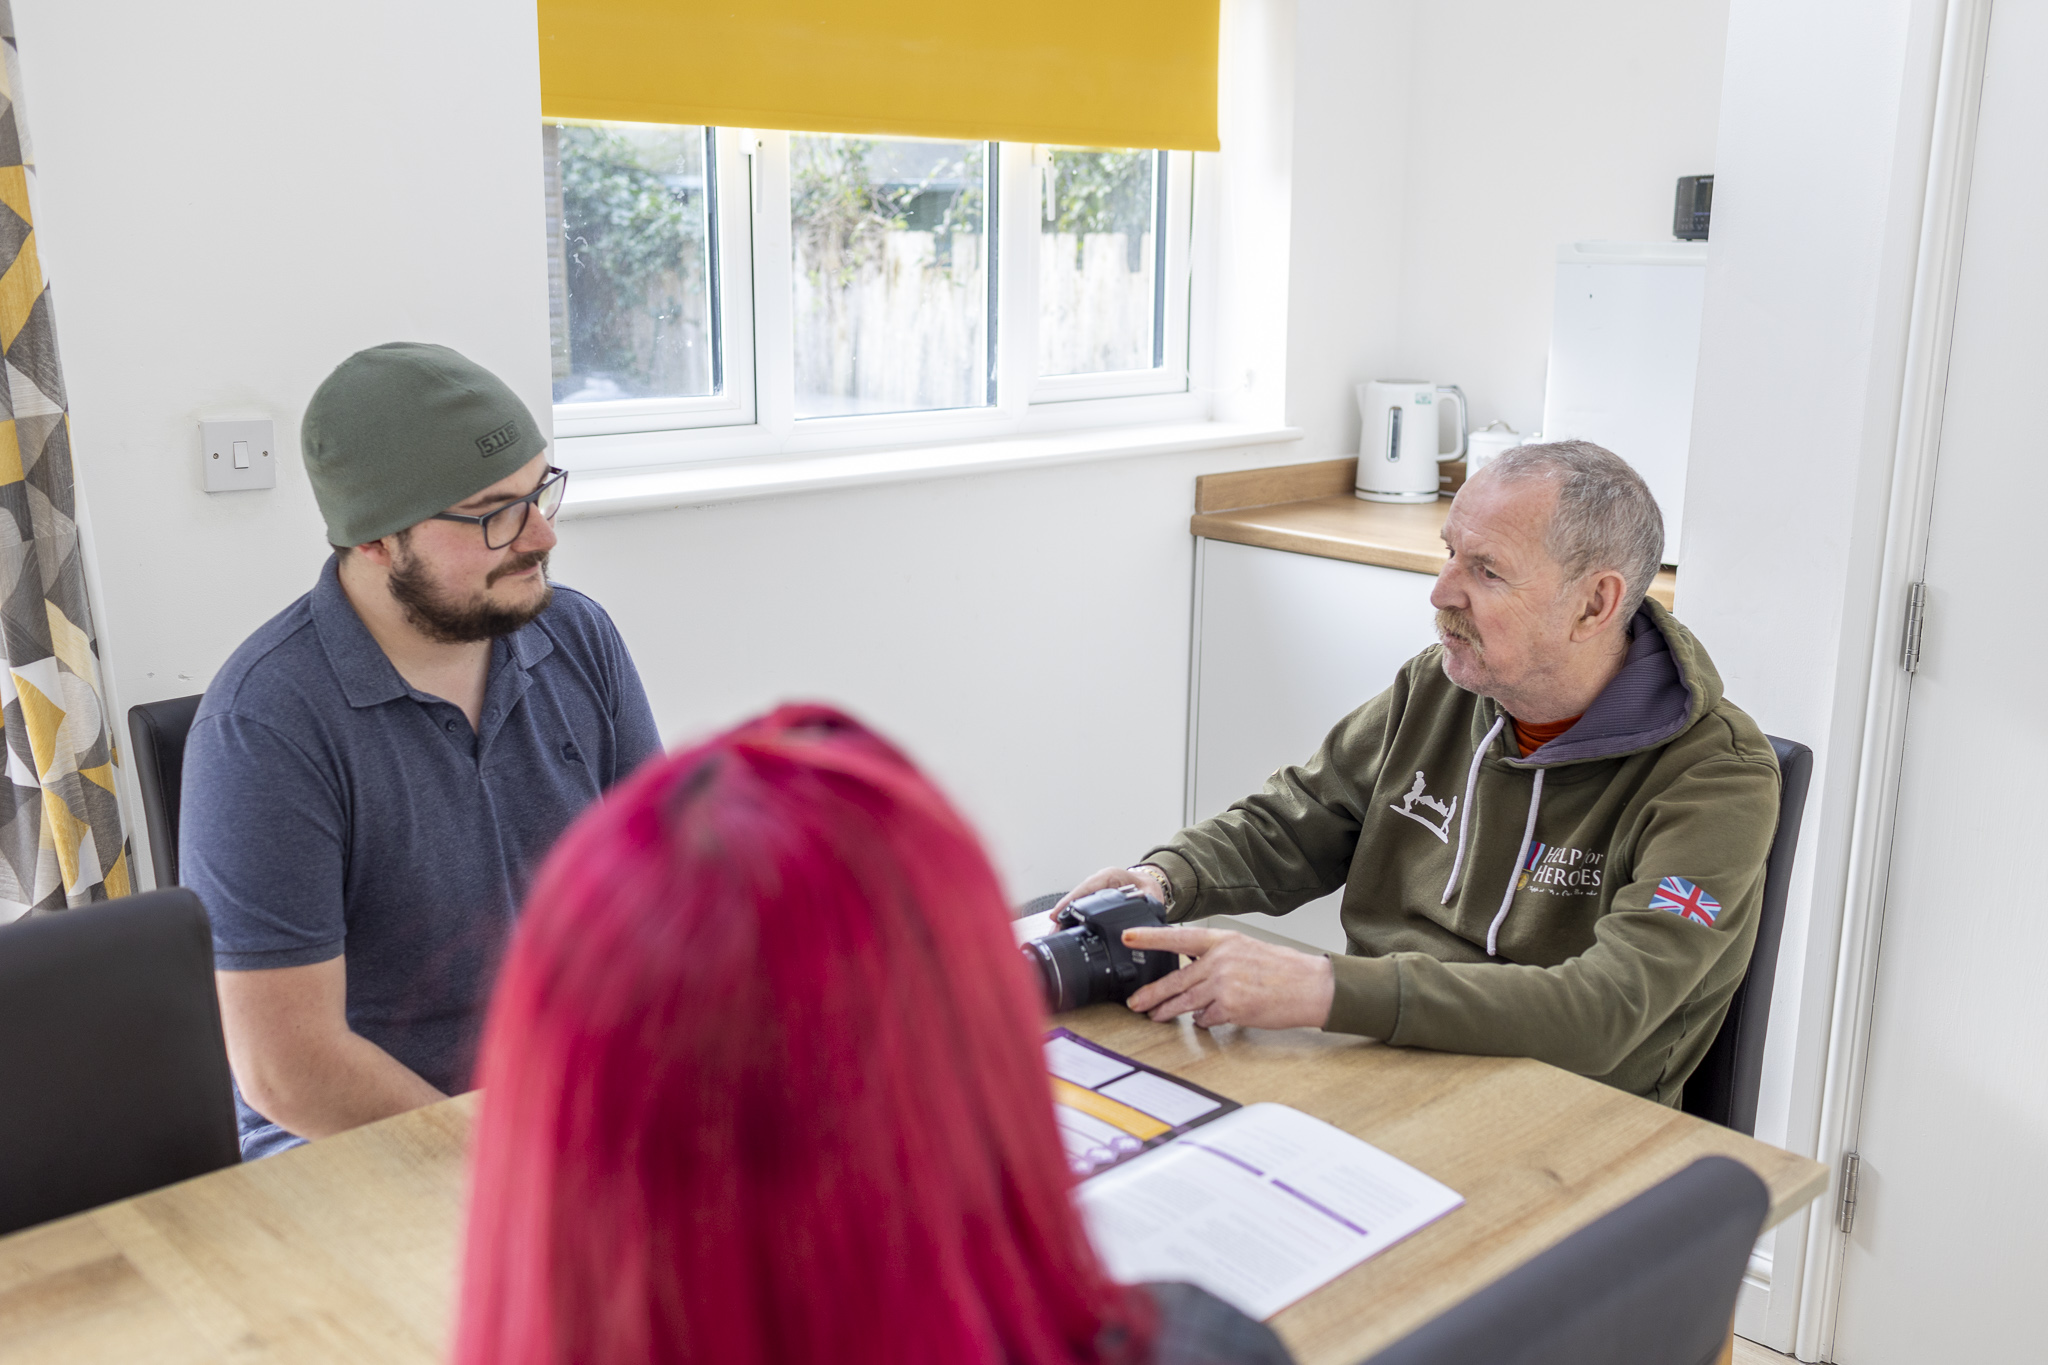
top-left (791, 136), bottom-right (991, 418)
top-left (1039, 149), bottom-right (1162, 377)
top-left (546, 122), bottom-right (718, 405)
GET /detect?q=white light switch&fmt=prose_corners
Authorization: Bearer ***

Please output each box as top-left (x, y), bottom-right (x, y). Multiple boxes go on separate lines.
top-left (201, 419), bottom-right (276, 493)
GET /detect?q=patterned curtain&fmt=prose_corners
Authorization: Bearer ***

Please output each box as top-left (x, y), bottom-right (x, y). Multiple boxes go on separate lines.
top-left (0, 3), bottom-right (130, 919)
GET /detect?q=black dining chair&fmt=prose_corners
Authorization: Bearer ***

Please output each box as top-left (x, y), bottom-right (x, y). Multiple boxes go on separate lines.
top-left (1359, 1156), bottom-right (1769, 1365)
top-left (127, 694), bottom-right (204, 888)
top-left (0, 887), bottom-right (242, 1234)
top-left (1681, 734), bottom-right (1813, 1136)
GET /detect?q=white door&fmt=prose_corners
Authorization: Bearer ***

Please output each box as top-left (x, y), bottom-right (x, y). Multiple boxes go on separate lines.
top-left (1189, 538), bottom-right (1439, 951)
top-left (1832, 6), bottom-right (2048, 1358)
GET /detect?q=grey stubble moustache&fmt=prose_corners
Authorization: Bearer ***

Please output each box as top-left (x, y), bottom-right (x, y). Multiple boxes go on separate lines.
top-left (1435, 607), bottom-right (1482, 651)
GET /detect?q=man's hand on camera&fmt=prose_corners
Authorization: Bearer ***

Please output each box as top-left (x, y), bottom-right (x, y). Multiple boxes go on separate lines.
top-left (1120, 926), bottom-right (1335, 1031)
top-left (1053, 866), bottom-right (1165, 915)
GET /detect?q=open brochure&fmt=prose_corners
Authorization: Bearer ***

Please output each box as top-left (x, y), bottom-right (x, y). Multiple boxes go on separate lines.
top-left (1064, 1086), bottom-right (1465, 1320)
top-left (1046, 1027), bottom-right (1240, 1177)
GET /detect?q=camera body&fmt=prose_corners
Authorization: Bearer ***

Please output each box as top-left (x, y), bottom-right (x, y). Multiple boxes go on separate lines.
top-left (1022, 886), bottom-right (1176, 1013)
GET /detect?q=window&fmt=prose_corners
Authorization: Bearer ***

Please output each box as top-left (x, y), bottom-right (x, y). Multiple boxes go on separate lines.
top-left (548, 125), bottom-right (756, 440)
top-left (548, 124), bottom-right (719, 405)
top-left (541, 125), bottom-right (1197, 465)
top-left (789, 136), bottom-right (994, 418)
top-left (1039, 149), bottom-right (1163, 377)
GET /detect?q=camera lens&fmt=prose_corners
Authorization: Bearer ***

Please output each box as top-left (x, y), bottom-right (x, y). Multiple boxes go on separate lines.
top-left (1024, 924), bottom-right (1115, 1012)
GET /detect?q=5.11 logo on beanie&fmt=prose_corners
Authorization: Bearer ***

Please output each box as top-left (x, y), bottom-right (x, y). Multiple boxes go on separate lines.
top-left (476, 421), bottom-right (523, 457)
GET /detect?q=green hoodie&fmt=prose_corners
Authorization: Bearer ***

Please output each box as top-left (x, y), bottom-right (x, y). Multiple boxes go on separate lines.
top-left (1144, 601), bottom-right (1779, 1106)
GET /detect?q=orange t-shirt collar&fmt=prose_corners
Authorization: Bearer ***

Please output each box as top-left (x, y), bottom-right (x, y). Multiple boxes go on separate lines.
top-left (1512, 713), bottom-right (1583, 757)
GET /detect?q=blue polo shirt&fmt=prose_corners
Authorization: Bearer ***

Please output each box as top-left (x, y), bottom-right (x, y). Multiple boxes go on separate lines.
top-left (182, 555), bottom-right (662, 1159)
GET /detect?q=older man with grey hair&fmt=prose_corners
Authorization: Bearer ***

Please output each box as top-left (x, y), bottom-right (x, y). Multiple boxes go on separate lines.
top-left (1059, 440), bottom-right (1780, 1105)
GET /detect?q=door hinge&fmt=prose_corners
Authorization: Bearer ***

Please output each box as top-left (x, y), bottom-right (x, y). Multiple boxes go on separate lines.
top-left (1901, 582), bottom-right (1928, 674)
top-left (1838, 1151), bottom-right (1862, 1234)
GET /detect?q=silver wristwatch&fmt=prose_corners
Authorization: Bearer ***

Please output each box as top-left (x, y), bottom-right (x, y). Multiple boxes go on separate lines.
top-left (1128, 863), bottom-right (1175, 912)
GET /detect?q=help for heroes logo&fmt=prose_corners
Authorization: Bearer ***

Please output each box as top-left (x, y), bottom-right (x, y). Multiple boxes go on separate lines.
top-left (1390, 771), bottom-right (1606, 898)
top-left (1516, 842), bottom-right (1604, 895)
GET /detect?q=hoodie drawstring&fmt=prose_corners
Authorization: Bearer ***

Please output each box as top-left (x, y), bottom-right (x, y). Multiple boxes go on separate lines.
top-left (1486, 767), bottom-right (1545, 957)
top-left (1442, 713), bottom-right (1508, 903)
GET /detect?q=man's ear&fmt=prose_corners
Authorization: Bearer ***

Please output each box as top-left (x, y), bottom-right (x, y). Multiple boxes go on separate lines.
top-left (352, 535), bottom-right (399, 570)
top-left (1571, 568), bottom-right (1629, 642)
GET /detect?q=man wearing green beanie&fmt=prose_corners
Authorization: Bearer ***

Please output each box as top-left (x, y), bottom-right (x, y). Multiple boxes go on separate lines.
top-left (181, 343), bottom-right (662, 1159)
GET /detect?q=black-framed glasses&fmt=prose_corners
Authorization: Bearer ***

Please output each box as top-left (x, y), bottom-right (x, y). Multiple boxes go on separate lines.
top-left (431, 466), bottom-right (568, 549)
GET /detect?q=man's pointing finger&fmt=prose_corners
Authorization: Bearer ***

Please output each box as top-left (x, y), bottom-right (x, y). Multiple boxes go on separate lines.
top-left (1122, 926), bottom-right (1228, 955)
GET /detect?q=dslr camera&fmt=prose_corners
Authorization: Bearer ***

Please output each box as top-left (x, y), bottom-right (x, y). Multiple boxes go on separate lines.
top-left (1022, 886), bottom-right (1176, 1012)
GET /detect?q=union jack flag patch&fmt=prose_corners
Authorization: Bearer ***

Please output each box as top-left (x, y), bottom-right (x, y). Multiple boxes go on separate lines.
top-left (1650, 876), bottom-right (1721, 927)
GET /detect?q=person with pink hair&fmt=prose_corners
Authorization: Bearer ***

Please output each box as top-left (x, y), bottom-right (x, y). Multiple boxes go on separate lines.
top-left (455, 704), bottom-right (1292, 1365)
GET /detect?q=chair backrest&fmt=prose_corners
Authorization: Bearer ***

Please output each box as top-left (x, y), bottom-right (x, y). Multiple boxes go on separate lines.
top-left (127, 694), bottom-right (204, 888)
top-left (0, 888), bottom-right (241, 1234)
top-left (1360, 1156), bottom-right (1768, 1365)
top-left (1681, 734), bottom-right (1813, 1135)
top-left (1017, 891), bottom-right (1065, 918)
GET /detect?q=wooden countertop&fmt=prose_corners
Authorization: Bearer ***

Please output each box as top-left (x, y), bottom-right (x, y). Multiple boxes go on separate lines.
top-left (0, 1008), bottom-right (1824, 1365)
top-left (1191, 458), bottom-right (1678, 611)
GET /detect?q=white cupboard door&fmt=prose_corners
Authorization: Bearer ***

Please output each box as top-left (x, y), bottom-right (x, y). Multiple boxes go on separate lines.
top-left (1190, 538), bottom-right (1439, 951)
top-left (1833, 5), bottom-right (2048, 1358)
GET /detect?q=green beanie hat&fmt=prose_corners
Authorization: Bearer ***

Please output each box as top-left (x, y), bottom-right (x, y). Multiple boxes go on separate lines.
top-left (301, 342), bottom-right (547, 547)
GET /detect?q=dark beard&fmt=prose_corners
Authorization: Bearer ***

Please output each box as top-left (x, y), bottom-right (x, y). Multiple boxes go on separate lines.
top-left (387, 543), bottom-right (553, 644)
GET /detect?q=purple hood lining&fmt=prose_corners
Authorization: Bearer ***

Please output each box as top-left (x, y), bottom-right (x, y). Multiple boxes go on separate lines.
top-left (1510, 607), bottom-right (1697, 767)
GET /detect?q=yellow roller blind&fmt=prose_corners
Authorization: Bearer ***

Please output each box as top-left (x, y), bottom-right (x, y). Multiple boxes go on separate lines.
top-left (537, 1), bottom-right (1220, 152)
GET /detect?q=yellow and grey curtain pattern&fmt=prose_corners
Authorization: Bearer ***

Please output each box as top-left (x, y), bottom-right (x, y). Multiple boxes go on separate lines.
top-left (0, 4), bottom-right (130, 918)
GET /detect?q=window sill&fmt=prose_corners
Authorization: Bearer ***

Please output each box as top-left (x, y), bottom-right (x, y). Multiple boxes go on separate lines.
top-left (556, 421), bottom-right (1304, 522)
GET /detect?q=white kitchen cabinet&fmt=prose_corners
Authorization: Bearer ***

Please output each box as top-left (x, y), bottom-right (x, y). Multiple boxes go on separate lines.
top-left (1187, 537), bottom-right (1441, 951)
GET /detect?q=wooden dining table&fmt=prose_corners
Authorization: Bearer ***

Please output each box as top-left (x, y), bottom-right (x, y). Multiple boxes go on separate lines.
top-left (0, 1003), bottom-right (1829, 1365)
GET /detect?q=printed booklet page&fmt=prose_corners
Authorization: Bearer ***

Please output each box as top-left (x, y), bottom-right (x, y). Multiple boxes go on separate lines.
top-left (1075, 1101), bottom-right (1464, 1320)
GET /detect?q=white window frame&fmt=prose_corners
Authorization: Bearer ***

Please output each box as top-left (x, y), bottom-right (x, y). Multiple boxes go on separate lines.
top-left (1025, 147), bottom-right (1195, 406)
top-left (551, 125), bottom-right (758, 441)
top-left (551, 131), bottom-right (1207, 476)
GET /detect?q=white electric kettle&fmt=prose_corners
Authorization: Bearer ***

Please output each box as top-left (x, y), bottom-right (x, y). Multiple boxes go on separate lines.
top-left (1354, 380), bottom-right (1467, 503)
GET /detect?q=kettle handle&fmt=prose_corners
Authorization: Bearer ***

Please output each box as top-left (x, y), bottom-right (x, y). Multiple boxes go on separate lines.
top-left (1435, 385), bottom-right (1468, 461)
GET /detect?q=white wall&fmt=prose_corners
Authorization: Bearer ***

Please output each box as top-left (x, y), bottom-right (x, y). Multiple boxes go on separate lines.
top-left (1398, 0), bottom-right (1731, 436)
top-left (12, 0), bottom-right (1309, 899)
top-left (10, 0), bottom-right (1743, 899)
top-left (14, 0), bottom-right (557, 883)
top-left (1286, 0), bottom-right (1731, 460)
top-left (15, 0), bottom-right (1790, 1043)
top-left (554, 443), bottom-right (1296, 896)
top-left (1682, 0), bottom-right (1948, 1348)
top-left (1283, 0), bottom-right (1411, 461)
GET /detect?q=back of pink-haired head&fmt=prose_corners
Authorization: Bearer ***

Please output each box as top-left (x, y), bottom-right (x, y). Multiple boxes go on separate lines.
top-left (455, 704), bottom-right (1150, 1365)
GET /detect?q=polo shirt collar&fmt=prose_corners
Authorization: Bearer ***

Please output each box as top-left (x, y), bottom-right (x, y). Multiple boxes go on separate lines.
top-left (311, 553), bottom-right (556, 710)
top-left (313, 556), bottom-right (407, 708)
top-left (509, 611), bottom-right (554, 670)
